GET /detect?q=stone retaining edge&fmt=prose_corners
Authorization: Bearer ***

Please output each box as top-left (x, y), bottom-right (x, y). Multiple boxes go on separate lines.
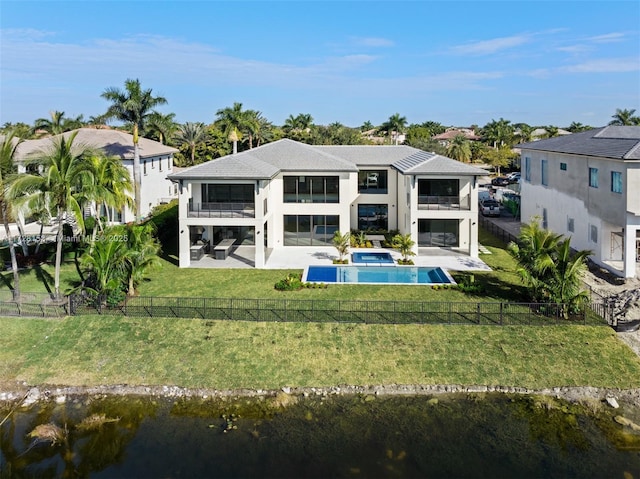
top-left (1, 383), bottom-right (639, 407)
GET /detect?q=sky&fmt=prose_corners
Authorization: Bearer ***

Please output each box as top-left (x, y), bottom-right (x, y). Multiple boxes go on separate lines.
top-left (1, 0), bottom-right (639, 129)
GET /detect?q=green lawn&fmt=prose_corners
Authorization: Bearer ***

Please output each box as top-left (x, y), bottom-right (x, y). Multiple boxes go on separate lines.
top-left (2, 315), bottom-right (639, 390)
top-left (2, 228), bottom-right (638, 392)
top-left (0, 229), bottom-right (530, 302)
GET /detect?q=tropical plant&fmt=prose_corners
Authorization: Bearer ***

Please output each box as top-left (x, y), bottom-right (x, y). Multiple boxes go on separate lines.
top-left (544, 125), bottom-right (560, 138)
top-left (608, 108), bottom-right (640, 126)
top-left (146, 112), bottom-right (178, 145)
top-left (360, 121), bottom-right (375, 131)
top-left (7, 131), bottom-right (95, 297)
top-left (215, 102), bottom-right (251, 154)
top-left (332, 230), bottom-right (350, 263)
top-left (283, 113), bottom-right (314, 132)
top-left (514, 123), bottom-right (533, 143)
top-left (176, 122), bottom-right (207, 165)
top-left (481, 118), bottom-right (514, 149)
top-left (85, 153), bottom-right (134, 237)
top-left (391, 233), bottom-right (416, 263)
top-left (508, 218), bottom-right (591, 317)
top-left (80, 230), bottom-right (128, 301)
top-left (33, 111), bottom-right (84, 136)
top-left (122, 222), bottom-right (162, 296)
top-left (446, 134), bottom-right (472, 162)
top-left (567, 122), bottom-right (592, 133)
top-left (101, 78), bottom-right (168, 220)
top-left (0, 132), bottom-right (23, 298)
top-left (381, 113), bottom-right (407, 145)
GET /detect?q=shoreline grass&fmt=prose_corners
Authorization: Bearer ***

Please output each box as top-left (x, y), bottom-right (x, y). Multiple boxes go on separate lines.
top-left (2, 315), bottom-right (639, 391)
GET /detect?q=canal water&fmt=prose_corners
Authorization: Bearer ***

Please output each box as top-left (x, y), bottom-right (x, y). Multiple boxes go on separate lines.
top-left (1, 392), bottom-right (639, 478)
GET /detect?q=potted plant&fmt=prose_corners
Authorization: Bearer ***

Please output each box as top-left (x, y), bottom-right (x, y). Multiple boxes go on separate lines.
top-left (332, 231), bottom-right (350, 264)
top-left (391, 233), bottom-right (416, 265)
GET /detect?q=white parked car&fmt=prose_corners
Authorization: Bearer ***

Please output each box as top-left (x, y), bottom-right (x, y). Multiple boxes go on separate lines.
top-left (479, 199), bottom-right (501, 217)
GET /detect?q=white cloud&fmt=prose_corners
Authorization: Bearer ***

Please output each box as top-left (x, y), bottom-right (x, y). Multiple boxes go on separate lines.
top-left (449, 34), bottom-right (531, 55)
top-left (587, 32), bottom-right (627, 43)
top-left (351, 36), bottom-right (395, 48)
top-left (561, 57), bottom-right (640, 73)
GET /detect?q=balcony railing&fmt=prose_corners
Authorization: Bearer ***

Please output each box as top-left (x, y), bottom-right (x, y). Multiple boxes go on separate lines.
top-left (418, 194), bottom-right (470, 210)
top-left (188, 202), bottom-right (255, 218)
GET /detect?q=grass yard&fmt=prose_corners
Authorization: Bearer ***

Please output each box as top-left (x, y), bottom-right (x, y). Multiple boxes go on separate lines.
top-left (1, 227), bottom-right (638, 392)
top-left (1, 315), bottom-right (639, 390)
top-left (0, 229), bottom-right (530, 303)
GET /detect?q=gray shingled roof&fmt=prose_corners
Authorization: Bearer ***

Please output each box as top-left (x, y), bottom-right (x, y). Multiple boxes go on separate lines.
top-left (394, 150), bottom-right (488, 175)
top-left (168, 138), bottom-right (487, 180)
top-left (315, 145), bottom-right (420, 166)
top-left (13, 128), bottom-right (178, 162)
top-left (170, 139), bottom-right (358, 180)
top-left (519, 126), bottom-right (640, 160)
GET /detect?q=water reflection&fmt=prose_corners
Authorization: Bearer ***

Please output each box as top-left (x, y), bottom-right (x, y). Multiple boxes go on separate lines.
top-left (1, 393), bottom-right (639, 478)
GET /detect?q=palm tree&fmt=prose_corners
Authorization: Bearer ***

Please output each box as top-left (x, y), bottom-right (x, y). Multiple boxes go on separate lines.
top-left (514, 123), bottom-right (533, 143)
top-left (508, 218), bottom-right (591, 316)
top-left (146, 112), bottom-right (178, 145)
top-left (33, 111), bottom-right (84, 136)
top-left (283, 113), bottom-right (314, 133)
top-left (123, 222), bottom-right (161, 296)
top-left (446, 134), bottom-right (472, 162)
top-left (216, 102), bottom-right (250, 154)
top-left (86, 154), bottom-right (134, 234)
top-left (80, 231), bottom-right (128, 300)
top-left (567, 122), bottom-right (591, 133)
top-left (332, 231), bottom-right (350, 263)
top-left (391, 233), bottom-right (416, 264)
top-left (0, 133), bottom-right (23, 299)
top-left (609, 108), bottom-right (640, 126)
top-left (253, 114), bottom-right (275, 147)
top-left (382, 113), bottom-right (407, 145)
top-left (101, 78), bottom-right (168, 220)
top-left (8, 132), bottom-right (95, 297)
top-left (481, 118), bottom-right (514, 149)
top-left (544, 125), bottom-right (560, 138)
top-left (360, 121), bottom-right (375, 131)
top-left (176, 122), bottom-right (207, 165)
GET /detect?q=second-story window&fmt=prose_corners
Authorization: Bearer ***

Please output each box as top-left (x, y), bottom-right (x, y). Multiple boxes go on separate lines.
top-left (541, 160), bottom-right (548, 186)
top-left (524, 157), bottom-right (531, 182)
top-left (143, 160), bottom-right (147, 175)
top-left (611, 171), bottom-right (622, 193)
top-left (589, 167), bottom-right (598, 188)
top-left (283, 176), bottom-right (339, 203)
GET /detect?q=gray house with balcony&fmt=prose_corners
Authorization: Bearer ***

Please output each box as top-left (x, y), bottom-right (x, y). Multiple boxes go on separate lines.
top-left (167, 139), bottom-right (487, 268)
top-left (520, 126), bottom-right (640, 279)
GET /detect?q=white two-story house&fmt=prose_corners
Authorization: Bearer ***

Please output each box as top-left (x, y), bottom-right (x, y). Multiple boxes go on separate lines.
top-left (168, 139), bottom-right (487, 268)
top-left (14, 128), bottom-right (179, 223)
top-left (519, 126), bottom-right (640, 279)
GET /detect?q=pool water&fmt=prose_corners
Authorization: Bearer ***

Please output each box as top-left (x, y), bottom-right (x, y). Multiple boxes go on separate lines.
top-left (351, 251), bottom-right (395, 264)
top-left (304, 265), bottom-right (454, 285)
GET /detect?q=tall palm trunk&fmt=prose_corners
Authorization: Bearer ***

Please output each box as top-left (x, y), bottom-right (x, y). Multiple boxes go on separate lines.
top-left (54, 209), bottom-right (64, 298)
top-left (15, 215), bottom-right (28, 256)
top-left (2, 201), bottom-right (20, 300)
top-left (34, 221), bottom-right (44, 254)
top-left (132, 124), bottom-right (142, 221)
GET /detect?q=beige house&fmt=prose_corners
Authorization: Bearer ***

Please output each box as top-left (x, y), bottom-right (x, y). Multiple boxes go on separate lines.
top-left (168, 139), bottom-right (487, 268)
top-left (13, 128), bottom-right (179, 223)
top-left (520, 126), bottom-right (640, 279)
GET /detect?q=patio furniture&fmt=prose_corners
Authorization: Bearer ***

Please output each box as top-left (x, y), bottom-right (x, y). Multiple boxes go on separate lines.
top-left (190, 244), bottom-right (207, 261)
top-left (213, 239), bottom-right (236, 259)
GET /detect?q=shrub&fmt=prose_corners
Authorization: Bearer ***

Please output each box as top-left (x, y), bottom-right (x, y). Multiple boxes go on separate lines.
top-left (274, 273), bottom-right (304, 291)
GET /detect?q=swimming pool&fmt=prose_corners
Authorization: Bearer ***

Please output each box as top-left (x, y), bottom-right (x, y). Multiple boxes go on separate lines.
top-left (351, 251), bottom-right (395, 264)
top-left (303, 265), bottom-right (455, 285)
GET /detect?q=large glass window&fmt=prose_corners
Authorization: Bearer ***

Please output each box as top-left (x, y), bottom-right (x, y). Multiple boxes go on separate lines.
top-left (357, 204), bottom-right (388, 230)
top-left (358, 170), bottom-right (388, 193)
top-left (283, 176), bottom-right (339, 203)
top-left (417, 179), bottom-right (459, 206)
top-left (418, 219), bottom-right (459, 247)
top-left (202, 184), bottom-right (254, 203)
top-left (541, 160), bottom-right (548, 186)
top-left (611, 171), bottom-right (623, 193)
top-left (524, 157), bottom-right (531, 182)
top-left (283, 215), bottom-right (339, 246)
top-left (589, 168), bottom-right (598, 188)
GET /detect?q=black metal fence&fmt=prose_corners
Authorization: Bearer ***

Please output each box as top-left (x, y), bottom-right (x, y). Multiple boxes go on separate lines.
top-left (67, 294), bottom-right (607, 326)
top-left (0, 291), bottom-right (69, 318)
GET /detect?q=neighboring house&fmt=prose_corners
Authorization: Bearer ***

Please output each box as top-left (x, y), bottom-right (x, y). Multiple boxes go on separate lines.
top-left (168, 138), bottom-right (487, 268)
top-left (432, 128), bottom-right (480, 147)
top-left (13, 128), bottom-right (179, 223)
top-left (519, 126), bottom-right (640, 279)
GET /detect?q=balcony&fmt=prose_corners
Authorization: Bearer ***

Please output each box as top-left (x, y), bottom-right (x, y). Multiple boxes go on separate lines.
top-left (188, 202), bottom-right (255, 218)
top-left (418, 194), bottom-right (470, 210)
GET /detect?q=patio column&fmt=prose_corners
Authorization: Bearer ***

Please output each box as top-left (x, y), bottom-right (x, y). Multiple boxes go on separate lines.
top-left (623, 226), bottom-right (637, 278)
top-left (255, 226), bottom-right (265, 268)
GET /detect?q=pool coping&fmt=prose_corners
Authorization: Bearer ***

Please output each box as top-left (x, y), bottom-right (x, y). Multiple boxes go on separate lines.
top-left (302, 264), bottom-right (457, 285)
